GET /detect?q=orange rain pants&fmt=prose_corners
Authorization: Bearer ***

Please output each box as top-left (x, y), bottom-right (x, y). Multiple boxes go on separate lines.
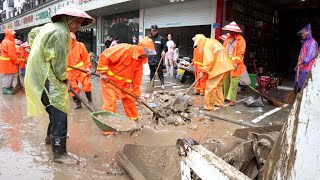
top-left (204, 72), bottom-right (228, 109)
top-left (101, 81), bottom-right (138, 120)
top-left (194, 65), bottom-right (208, 95)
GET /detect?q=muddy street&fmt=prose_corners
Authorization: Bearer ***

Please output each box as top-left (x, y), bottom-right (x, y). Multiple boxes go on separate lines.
top-left (0, 74), bottom-right (291, 179)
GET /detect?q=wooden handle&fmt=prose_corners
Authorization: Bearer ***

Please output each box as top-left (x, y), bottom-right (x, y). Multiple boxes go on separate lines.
top-left (150, 55), bottom-right (164, 82)
top-left (102, 78), bottom-right (163, 117)
top-left (184, 73), bottom-right (203, 95)
top-left (69, 87), bottom-right (95, 112)
top-left (69, 65), bottom-right (163, 117)
top-left (68, 66), bottom-right (100, 77)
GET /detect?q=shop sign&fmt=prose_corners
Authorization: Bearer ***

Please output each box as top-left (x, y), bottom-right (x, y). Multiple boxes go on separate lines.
top-left (47, 0), bottom-right (76, 17)
top-left (212, 23), bottom-right (220, 28)
top-left (36, 10), bottom-right (49, 20)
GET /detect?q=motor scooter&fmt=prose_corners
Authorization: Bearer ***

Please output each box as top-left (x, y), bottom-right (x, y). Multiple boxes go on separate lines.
top-left (176, 57), bottom-right (195, 83)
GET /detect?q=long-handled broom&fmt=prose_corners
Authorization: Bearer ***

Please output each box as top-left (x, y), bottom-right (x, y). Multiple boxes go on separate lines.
top-left (285, 63), bottom-right (300, 105)
top-left (239, 79), bottom-right (286, 108)
top-left (145, 55), bottom-right (164, 94)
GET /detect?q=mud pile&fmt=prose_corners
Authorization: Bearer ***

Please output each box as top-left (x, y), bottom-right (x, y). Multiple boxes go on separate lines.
top-left (138, 91), bottom-right (209, 126)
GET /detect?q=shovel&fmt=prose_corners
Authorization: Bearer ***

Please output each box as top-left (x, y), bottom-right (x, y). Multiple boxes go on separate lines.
top-left (171, 72), bottom-right (203, 111)
top-left (69, 87), bottom-right (141, 133)
top-left (68, 65), bottom-right (165, 118)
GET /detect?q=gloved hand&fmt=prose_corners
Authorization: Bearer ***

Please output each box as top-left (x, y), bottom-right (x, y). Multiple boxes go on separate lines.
top-left (86, 67), bottom-right (91, 75)
top-left (161, 51), bottom-right (165, 57)
top-left (233, 63), bottom-right (238, 70)
top-left (63, 79), bottom-right (71, 89)
top-left (100, 73), bottom-right (108, 81)
top-left (199, 71), bottom-right (204, 78)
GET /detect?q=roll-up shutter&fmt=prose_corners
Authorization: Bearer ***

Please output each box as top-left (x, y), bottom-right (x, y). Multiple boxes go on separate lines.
top-left (144, 0), bottom-right (214, 28)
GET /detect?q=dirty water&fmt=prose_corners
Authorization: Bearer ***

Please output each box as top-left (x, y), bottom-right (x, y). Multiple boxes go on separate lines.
top-left (0, 75), bottom-right (290, 179)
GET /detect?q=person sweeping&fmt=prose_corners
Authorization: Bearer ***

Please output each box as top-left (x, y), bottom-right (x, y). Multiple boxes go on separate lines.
top-left (193, 34), bottom-right (233, 110)
top-left (222, 21), bottom-right (246, 106)
top-left (67, 32), bottom-right (93, 109)
top-left (97, 36), bottom-right (155, 124)
top-left (296, 24), bottom-right (318, 92)
top-left (24, 6), bottom-right (94, 165)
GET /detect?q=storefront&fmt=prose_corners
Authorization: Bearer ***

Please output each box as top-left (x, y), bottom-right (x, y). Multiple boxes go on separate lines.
top-left (223, 0), bottom-right (320, 80)
top-left (143, 0), bottom-right (216, 58)
top-left (101, 11), bottom-right (139, 49)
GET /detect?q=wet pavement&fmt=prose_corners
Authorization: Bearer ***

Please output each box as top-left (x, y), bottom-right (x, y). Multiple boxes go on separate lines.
top-left (0, 74), bottom-right (292, 179)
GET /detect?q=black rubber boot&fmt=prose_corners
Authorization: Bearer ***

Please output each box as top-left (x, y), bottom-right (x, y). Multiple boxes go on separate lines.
top-left (85, 91), bottom-right (93, 104)
top-left (45, 135), bottom-right (51, 145)
top-left (72, 97), bottom-right (82, 109)
top-left (45, 122), bottom-right (52, 144)
top-left (51, 135), bottom-right (78, 165)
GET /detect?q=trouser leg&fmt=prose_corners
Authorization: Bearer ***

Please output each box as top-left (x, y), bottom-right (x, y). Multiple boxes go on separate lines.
top-left (226, 76), bottom-right (240, 101)
top-left (149, 65), bottom-right (156, 81)
top-left (223, 72), bottom-right (231, 99)
top-left (122, 95), bottom-right (138, 121)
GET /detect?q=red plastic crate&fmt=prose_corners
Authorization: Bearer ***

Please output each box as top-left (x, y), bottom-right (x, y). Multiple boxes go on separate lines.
top-left (258, 76), bottom-right (270, 89)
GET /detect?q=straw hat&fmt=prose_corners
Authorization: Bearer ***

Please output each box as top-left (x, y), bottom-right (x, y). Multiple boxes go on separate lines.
top-left (222, 21), bottom-right (242, 33)
top-left (51, 5), bottom-right (95, 27)
top-left (219, 33), bottom-right (230, 41)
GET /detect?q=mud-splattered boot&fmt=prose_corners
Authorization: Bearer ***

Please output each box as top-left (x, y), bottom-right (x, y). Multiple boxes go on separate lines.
top-left (72, 97), bottom-right (82, 109)
top-left (160, 79), bottom-right (165, 90)
top-left (2, 87), bottom-right (14, 94)
top-left (51, 135), bottom-right (78, 165)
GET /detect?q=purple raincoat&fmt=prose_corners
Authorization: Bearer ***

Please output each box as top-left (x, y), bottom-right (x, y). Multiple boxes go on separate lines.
top-left (296, 24), bottom-right (318, 90)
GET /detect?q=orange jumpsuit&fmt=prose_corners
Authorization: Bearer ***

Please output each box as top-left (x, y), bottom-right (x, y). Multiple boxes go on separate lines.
top-left (0, 29), bottom-right (20, 74)
top-left (193, 34), bottom-right (208, 95)
top-left (67, 33), bottom-right (91, 96)
top-left (97, 44), bottom-right (147, 121)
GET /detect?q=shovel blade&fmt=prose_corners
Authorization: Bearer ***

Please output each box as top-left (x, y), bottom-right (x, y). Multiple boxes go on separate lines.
top-left (172, 93), bottom-right (191, 112)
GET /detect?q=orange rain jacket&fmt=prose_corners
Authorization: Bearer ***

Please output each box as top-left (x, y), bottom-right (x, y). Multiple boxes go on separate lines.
top-left (223, 33), bottom-right (246, 77)
top-left (0, 29), bottom-right (21, 74)
top-left (18, 45), bottom-right (30, 69)
top-left (203, 38), bottom-right (233, 79)
top-left (192, 34), bottom-right (209, 94)
top-left (97, 43), bottom-right (148, 120)
top-left (67, 33), bottom-right (91, 95)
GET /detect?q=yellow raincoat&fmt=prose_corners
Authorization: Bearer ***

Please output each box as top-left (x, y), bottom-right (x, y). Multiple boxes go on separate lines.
top-left (202, 38), bottom-right (233, 108)
top-left (25, 21), bottom-right (71, 116)
top-left (27, 26), bottom-right (43, 47)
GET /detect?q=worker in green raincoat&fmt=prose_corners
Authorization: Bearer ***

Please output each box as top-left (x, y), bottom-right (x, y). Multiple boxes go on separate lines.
top-left (24, 6), bottom-right (94, 165)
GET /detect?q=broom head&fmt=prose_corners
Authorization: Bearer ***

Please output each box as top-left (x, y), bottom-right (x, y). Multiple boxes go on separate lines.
top-left (284, 91), bottom-right (296, 105)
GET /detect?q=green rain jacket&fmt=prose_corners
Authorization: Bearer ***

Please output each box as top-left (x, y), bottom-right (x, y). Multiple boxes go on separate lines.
top-left (25, 21), bottom-right (71, 116)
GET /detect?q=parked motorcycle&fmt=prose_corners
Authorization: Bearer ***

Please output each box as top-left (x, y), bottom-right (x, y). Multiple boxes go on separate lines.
top-left (176, 57), bottom-right (195, 83)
